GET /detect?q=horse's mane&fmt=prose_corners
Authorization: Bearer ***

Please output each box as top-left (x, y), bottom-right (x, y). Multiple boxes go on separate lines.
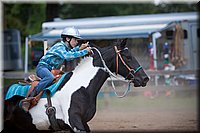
top-left (89, 42), bottom-right (114, 55)
top-left (88, 38), bottom-right (127, 67)
top-left (89, 38), bottom-right (127, 53)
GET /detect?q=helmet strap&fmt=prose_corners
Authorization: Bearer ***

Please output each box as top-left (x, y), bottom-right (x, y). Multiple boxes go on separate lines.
top-left (67, 37), bottom-right (73, 49)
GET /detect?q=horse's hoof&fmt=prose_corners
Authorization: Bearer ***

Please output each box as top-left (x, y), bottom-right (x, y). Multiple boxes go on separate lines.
top-left (73, 127), bottom-right (87, 133)
top-left (53, 130), bottom-right (70, 133)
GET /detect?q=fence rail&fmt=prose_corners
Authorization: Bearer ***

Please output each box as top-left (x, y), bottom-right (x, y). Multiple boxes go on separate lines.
top-left (146, 69), bottom-right (199, 76)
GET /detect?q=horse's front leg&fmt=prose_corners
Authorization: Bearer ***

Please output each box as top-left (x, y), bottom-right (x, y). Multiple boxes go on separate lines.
top-left (53, 131), bottom-right (70, 133)
top-left (69, 113), bottom-right (86, 133)
top-left (83, 122), bottom-right (90, 133)
top-left (68, 87), bottom-right (90, 133)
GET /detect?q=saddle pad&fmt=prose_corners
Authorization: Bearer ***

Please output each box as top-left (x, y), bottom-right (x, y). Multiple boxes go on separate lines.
top-left (5, 73), bottom-right (67, 100)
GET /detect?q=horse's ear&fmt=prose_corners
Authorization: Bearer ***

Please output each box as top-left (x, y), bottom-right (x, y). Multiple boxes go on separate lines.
top-left (118, 38), bottom-right (127, 49)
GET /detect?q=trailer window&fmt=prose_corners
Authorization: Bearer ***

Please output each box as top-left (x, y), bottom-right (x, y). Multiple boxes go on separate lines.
top-left (166, 30), bottom-right (173, 39)
top-left (166, 29), bottom-right (187, 40)
top-left (183, 30), bottom-right (187, 39)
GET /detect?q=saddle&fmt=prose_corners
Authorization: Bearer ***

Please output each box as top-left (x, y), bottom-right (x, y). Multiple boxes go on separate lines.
top-left (20, 69), bottom-right (65, 110)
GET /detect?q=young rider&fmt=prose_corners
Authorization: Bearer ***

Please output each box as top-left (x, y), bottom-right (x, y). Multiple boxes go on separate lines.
top-left (21, 27), bottom-right (91, 111)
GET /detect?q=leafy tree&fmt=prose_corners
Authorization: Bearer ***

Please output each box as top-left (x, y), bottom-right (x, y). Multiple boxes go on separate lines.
top-left (59, 4), bottom-right (157, 19)
top-left (59, 3), bottom-right (197, 19)
top-left (46, 4), bottom-right (60, 21)
top-left (3, 4), bottom-right (46, 42)
top-left (155, 3), bottom-right (198, 13)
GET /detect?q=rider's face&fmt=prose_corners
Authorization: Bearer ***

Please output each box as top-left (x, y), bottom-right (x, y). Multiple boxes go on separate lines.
top-left (69, 38), bottom-right (78, 48)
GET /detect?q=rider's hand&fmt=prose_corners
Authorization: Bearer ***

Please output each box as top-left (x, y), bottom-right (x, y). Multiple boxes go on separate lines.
top-left (86, 47), bottom-right (92, 54)
top-left (80, 42), bottom-right (89, 50)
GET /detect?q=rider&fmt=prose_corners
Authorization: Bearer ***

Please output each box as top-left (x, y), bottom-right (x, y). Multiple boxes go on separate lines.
top-left (21, 26), bottom-right (91, 111)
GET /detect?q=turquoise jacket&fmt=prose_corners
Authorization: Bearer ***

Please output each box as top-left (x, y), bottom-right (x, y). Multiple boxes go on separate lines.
top-left (38, 41), bottom-right (88, 70)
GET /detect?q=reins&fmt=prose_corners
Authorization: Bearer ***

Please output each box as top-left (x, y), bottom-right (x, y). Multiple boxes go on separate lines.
top-left (114, 46), bottom-right (142, 79)
top-left (91, 47), bottom-right (142, 98)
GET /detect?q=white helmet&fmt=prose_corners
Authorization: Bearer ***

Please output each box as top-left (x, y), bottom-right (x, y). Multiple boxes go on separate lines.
top-left (61, 27), bottom-right (82, 39)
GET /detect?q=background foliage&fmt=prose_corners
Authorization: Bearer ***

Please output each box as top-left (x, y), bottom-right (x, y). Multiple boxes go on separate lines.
top-left (4, 3), bottom-right (198, 41)
top-left (4, 4), bottom-right (46, 41)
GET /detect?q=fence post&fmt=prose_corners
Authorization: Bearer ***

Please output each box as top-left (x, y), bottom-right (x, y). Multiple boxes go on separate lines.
top-left (24, 36), bottom-right (29, 74)
top-left (152, 32), bottom-right (162, 86)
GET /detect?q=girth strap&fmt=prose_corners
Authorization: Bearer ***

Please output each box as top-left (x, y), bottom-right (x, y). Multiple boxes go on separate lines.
top-left (45, 90), bottom-right (61, 131)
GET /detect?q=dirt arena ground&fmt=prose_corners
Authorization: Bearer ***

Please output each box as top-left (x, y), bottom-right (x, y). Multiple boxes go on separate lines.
top-left (88, 87), bottom-right (198, 132)
top-left (1, 84), bottom-right (198, 133)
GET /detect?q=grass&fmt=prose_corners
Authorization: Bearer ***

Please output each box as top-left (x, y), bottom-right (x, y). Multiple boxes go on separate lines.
top-left (96, 94), bottom-right (198, 112)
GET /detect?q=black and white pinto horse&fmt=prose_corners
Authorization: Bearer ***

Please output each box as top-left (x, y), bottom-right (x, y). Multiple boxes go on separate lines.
top-left (3, 40), bottom-right (149, 133)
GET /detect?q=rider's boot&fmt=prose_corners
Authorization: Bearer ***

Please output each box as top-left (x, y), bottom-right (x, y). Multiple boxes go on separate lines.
top-left (20, 89), bottom-right (38, 112)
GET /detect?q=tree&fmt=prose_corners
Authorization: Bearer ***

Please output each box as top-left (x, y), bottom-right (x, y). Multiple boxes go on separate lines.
top-left (3, 4), bottom-right (46, 42)
top-left (59, 3), bottom-right (197, 19)
top-left (59, 3), bottom-right (157, 19)
top-left (46, 4), bottom-right (60, 21)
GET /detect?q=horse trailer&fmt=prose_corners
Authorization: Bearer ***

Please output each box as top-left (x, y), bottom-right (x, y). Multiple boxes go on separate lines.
top-left (3, 29), bottom-right (23, 71)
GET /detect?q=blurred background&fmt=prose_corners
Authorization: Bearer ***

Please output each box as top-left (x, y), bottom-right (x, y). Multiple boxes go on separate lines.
top-left (1, 0), bottom-right (199, 132)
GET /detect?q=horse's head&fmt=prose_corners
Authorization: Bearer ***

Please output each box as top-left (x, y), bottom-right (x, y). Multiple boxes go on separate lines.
top-left (113, 39), bottom-right (149, 87)
top-left (92, 39), bottom-right (149, 87)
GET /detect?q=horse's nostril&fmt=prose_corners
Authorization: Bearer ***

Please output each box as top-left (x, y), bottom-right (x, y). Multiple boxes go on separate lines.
top-left (133, 78), bottom-right (141, 87)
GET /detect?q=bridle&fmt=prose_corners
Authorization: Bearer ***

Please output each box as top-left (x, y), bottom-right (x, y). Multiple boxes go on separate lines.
top-left (114, 46), bottom-right (142, 80)
top-left (91, 46), bottom-right (143, 98)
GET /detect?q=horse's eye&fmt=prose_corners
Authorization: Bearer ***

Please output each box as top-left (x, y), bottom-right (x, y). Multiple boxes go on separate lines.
top-left (126, 56), bottom-right (132, 60)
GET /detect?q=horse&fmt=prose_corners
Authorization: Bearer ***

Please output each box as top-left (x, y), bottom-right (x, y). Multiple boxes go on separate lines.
top-left (3, 39), bottom-right (149, 133)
